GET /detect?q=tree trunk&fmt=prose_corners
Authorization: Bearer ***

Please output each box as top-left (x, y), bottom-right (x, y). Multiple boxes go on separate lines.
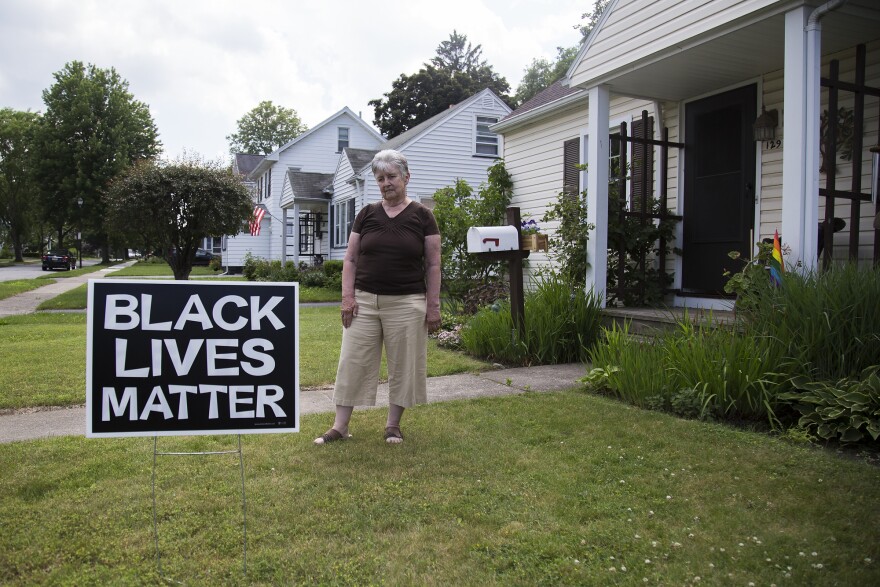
top-left (11, 227), bottom-right (24, 262)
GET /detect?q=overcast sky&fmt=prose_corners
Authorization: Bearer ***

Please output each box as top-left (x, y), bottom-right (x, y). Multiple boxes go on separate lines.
top-left (0, 0), bottom-right (588, 162)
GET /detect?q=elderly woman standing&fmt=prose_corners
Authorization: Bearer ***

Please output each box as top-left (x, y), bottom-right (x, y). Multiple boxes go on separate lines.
top-left (315, 149), bottom-right (441, 445)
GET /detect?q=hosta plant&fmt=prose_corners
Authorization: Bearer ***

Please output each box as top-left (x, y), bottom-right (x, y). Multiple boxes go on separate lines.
top-left (778, 366), bottom-right (880, 444)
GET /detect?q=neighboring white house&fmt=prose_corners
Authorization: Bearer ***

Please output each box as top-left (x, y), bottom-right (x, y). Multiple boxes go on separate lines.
top-left (223, 107), bottom-right (385, 270)
top-left (493, 0), bottom-right (880, 309)
top-left (327, 88), bottom-right (512, 259)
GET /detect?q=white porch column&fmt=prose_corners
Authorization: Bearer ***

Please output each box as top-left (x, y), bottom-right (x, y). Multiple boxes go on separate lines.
top-left (292, 203), bottom-right (301, 266)
top-left (586, 84), bottom-right (610, 306)
top-left (281, 207), bottom-right (288, 267)
top-left (781, 6), bottom-right (817, 272)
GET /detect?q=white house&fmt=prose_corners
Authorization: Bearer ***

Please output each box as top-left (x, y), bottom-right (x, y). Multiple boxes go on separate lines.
top-left (327, 88), bottom-right (512, 259)
top-left (223, 107), bottom-right (385, 270)
top-left (493, 0), bottom-right (879, 309)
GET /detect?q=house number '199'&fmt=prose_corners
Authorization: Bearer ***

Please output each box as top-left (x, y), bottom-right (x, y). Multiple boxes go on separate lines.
top-left (763, 139), bottom-right (782, 150)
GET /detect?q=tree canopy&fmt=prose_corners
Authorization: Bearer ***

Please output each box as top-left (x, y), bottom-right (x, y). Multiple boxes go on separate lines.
top-left (34, 61), bottom-right (161, 259)
top-left (370, 31), bottom-right (511, 138)
top-left (226, 101), bottom-right (308, 155)
top-left (105, 154), bottom-right (252, 280)
top-left (513, 46), bottom-right (579, 106)
top-left (512, 0), bottom-right (610, 107)
top-left (0, 109), bottom-right (41, 261)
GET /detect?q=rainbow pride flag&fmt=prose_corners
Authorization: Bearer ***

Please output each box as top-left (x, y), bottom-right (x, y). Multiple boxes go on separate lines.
top-left (769, 230), bottom-right (784, 287)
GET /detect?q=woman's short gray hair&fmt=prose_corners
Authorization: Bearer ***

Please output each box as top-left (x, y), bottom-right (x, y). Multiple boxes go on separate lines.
top-left (371, 149), bottom-right (409, 177)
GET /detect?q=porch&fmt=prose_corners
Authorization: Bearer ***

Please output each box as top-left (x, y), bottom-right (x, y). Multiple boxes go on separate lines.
top-left (601, 306), bottom-right (738, 338)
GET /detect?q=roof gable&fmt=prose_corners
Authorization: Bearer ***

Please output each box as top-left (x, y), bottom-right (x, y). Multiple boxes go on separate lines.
top-left (568, 0), bottom-right (786, 89)
top-left (344, 147), bottom-right (378, 173)
top-left (286, 171), bottom-right (334, 199)
top-left (383, 88), bottom-right (511, 152)
top-left (252, 107), bottom-right (385, 177)
top-left (501, 80), bottom-right (583, 122)
top-left (233, 153), bottom-right (263, 177)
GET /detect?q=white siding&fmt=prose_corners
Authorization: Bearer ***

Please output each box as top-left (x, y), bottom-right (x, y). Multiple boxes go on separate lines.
top-left (503, 96), bottom-right (657, 283)
top-left (329, 155), bottom-right (360, 261)
top-left (570, 0), bottom-right (781, 88)
top-left (225, 109), bottom-right (384, 267)
top-left (372, 92), bottom-right (511, 208)
top-left (761, 40), bottom-right (880, 265)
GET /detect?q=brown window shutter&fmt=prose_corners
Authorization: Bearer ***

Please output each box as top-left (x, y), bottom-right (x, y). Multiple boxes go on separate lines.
top-left (563, 138), bottom-right (580, 199)
top-left (631, 117), bottom-right (654, 212)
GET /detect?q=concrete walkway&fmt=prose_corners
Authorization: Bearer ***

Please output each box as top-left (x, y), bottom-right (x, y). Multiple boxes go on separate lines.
top-left (0, 363), bottom-right (587, 443)
top-left (0, 265), bottom-right (588, 443)
top-left (0, 261), bottom-right (136, 318)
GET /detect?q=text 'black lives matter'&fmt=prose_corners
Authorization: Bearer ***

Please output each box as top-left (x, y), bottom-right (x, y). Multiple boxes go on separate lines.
top-left (86, 279), bottom-right (299, 437)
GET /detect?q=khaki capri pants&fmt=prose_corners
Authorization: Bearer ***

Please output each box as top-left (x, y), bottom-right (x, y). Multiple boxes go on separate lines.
top-left (333, 289), bottom-right (428, 408)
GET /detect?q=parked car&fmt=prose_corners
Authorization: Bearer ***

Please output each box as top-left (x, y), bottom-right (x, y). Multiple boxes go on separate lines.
top-left (158, 247), bottom-right (216, 266)
top-left (42, 250), bottom-right (77, 271)
top-left (192, 248), bottom-right (215, 266)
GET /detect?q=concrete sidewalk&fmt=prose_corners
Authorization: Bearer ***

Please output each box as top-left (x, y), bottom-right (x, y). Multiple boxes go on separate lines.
top-left (0, 264), bottom-right (588, 443)
top-left (0, 261), bottom-right (135, 318)
top-left (0, 363), bottom-right (587, 443)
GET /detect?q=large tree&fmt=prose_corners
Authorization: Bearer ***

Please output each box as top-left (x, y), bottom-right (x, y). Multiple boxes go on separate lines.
top-left (105, 154), bottom-right (252, 280)
top-left (513, 46), bottom-right (579, 106)
top-left (226, 101), bottom-right (308, 155)
top-left (0, 109), bottom-right (41, 261)
top-left (370, 31), bottom-right (511, 138)
top-left (35, 61), bottom-right (161, 260)
top-left (512, 0), bottom-right (610, 107)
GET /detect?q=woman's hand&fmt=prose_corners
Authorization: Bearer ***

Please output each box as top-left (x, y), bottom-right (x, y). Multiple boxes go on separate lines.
top-left (341, 299), bottom-right (358, 328)
top-left (426, 309), bottom-right (441, 333)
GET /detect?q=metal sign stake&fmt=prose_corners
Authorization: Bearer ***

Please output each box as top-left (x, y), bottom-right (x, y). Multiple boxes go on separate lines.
top-left (151, 435), bottom-right (248, 579)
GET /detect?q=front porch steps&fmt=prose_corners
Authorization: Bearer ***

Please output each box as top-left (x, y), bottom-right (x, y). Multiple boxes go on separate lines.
top-left (600, 306), bottom-right (738, 338)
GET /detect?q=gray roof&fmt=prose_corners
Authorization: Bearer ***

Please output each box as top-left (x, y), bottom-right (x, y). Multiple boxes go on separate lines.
top-left (233, 153), bottom-right (264, 177)
top-left (287, 171), bottom-right (334, 199)
top-left (500, 80), bottom-right (582, 122)
top-left (345, 148), bottom-right (378, 173)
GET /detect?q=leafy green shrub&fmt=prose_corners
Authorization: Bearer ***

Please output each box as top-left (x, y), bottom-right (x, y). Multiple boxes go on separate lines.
top-left (461, 274), bottom-right (603, 365)
top-left (540, 187), bottom-right (592, 288)
top-left (209, 254), bottom-right (222, 272)
top-left (433, 160), bottom-right (513, 301)
top-left (242, 253), bottom-right (300, 282)
top-left (322, 260), bottom-right (343, 279)
top-left (778, 366), bottom-right (880, 444)
top-left (299, 268), bottom-right (328, 288)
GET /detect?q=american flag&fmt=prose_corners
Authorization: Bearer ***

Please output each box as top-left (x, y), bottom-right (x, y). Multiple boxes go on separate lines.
top-left (250, 205), bottom-right (266, 236)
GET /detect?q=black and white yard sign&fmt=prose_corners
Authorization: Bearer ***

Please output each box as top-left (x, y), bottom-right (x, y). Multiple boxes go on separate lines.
top-left (86, 280), bottom-right (299, 437)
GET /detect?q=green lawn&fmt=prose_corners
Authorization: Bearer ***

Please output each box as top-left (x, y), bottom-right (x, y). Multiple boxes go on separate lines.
top-left (1, 391), bottom-right (878, 585)
top-left (111, 262), bottom-right (225, 278)
top-left (36, 282), bottom-right (340, 311)
top-left (0, 279), bottom-right (48, 301)
top-left (0, 307), bottom-right (488, 410)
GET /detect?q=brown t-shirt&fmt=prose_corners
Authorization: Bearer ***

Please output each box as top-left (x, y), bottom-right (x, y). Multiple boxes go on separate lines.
top-left (351, 201), bottom-right (440, 295)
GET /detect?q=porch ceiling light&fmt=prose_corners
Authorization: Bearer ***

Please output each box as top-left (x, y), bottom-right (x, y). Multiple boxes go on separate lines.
top-left (753, 106), bottom-right (779, 142)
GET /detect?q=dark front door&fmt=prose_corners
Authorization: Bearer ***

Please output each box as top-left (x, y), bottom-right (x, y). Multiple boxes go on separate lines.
top-left (682, 84), bottom-right (756, 294)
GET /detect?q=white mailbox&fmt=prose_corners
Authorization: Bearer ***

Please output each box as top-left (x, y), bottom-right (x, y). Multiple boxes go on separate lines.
top-left (467, 226), bottom-right (519, 253)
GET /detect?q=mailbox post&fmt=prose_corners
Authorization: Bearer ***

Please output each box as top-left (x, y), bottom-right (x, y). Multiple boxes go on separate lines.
top-left (466, 207), bottom-right (530, 339)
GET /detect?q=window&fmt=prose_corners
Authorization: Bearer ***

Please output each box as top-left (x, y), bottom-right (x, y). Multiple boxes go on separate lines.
top-left (203, 236), bottom-right (222, 254)
top-left (332, 199), bottom-right (355, 247)
top-left (338, 127), bottom-right (350, 153)
top-left (474, 116), bottom-right (499, 156)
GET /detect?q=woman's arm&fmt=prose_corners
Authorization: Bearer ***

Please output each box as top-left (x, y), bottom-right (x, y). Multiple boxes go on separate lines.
top-left (424, 233), bottom-right (441, 332)
top-left (340, 232), bottom-right (361, 328)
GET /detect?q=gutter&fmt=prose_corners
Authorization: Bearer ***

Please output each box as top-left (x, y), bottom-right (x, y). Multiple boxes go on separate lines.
top-left (804, 0), bottom-right (847, 261)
